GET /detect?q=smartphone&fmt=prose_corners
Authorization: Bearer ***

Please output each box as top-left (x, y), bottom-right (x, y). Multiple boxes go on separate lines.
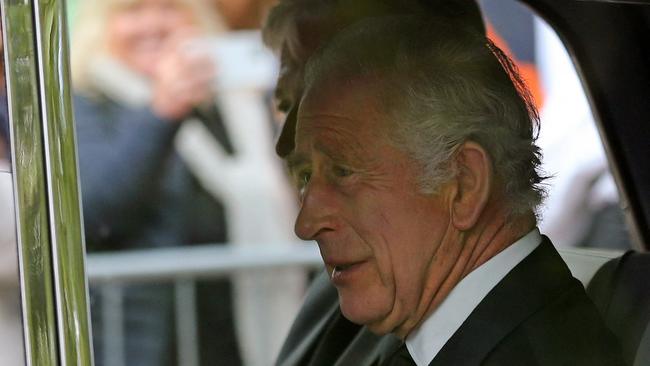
top-left (193, 31), bottom-right (279, 91)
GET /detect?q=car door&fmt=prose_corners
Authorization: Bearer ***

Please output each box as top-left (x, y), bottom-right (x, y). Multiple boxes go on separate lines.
top-left (1, 0), bottom-right (93, 365)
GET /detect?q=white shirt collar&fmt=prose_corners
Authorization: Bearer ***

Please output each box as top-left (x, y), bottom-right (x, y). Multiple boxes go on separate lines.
top-left (405, 228), bottom-right (542, 366)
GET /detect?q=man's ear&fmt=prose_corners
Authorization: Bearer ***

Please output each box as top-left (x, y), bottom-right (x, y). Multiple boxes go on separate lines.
top-left (450, 141), bottom-right (492, 231)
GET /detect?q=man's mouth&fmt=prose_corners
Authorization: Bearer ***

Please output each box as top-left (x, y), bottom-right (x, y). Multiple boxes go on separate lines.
top-left (331, 264), bottom-right (350, 278)
top-left (333, 264), bottom-right (352, 272)
top-left (329, 261), bottom-right (364, 282)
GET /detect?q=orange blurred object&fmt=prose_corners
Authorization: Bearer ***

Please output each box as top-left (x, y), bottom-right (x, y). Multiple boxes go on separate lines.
top-left (487, 23), bottom-right (544, 109)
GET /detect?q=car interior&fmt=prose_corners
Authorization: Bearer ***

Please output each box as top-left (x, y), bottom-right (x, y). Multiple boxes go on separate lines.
top-left (520, 1), bottom-right (650, 365)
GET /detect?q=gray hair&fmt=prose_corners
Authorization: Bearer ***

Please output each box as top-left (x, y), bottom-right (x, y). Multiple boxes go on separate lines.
top-left (304, 15), bottom-right (547, 215)
top-left (262, 0), bottom-right (485, 56)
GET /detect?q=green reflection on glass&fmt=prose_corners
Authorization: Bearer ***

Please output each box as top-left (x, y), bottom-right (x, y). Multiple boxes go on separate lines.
top-left (3, 0), bottom-right (59, 365)
top-left (35, 0), bottom-right (93, 364)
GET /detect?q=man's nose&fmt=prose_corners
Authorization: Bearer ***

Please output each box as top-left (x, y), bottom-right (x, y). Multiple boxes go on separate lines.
top-left (294, 179), bottom-right (337, 240)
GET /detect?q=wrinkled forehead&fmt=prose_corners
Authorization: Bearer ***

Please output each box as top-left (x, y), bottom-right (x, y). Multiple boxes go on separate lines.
top-left (273, 44), bottom-right (305, 158)
top-left (294, 74), bottom-right (391, 148)
top-left (275, 47), bottom-right (303, 109)
top-left (300, 73), bottom-right (382, 120)
top-left (275, 105), bottom-right (298, 158)
top-left (108, 0), bottom-right (183, 9)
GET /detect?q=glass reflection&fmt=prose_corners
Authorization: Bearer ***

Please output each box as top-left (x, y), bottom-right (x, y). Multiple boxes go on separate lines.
top-left (0, 18), bottom-right (26, 366)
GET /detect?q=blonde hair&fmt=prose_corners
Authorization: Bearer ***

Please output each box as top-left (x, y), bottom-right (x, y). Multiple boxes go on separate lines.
top-left (71, 0), bottom-right (226, 92)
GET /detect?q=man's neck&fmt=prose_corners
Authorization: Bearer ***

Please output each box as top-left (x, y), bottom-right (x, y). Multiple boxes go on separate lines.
top-left (394, 209), bottom-right (536, 339)
top-left (405, 228), bottom-right (542, 365)
top-left (460, 211), bottom-right (537, 278)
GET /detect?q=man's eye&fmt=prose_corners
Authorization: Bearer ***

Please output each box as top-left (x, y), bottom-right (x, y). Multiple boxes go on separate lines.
top-left (332, 166), bottom-right (353, 178)
top-left (277, 100), bottom-right (292, 113)
top-left (296, 169), bottom-right (311, 187)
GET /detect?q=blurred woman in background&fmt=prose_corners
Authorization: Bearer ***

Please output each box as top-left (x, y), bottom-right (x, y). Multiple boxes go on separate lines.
top-left (71, 0), bottom-right (304, 364)
top-left (71, 1), bottom-right (240, 365)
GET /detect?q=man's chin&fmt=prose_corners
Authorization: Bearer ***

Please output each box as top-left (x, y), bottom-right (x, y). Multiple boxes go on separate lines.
top-left (338, 296), bottom-right (395, 335)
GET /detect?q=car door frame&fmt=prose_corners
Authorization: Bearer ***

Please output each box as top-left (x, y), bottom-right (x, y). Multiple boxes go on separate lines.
top-left (519, 0), bottom-right (650, 250)
top-left (1, 0), bottom-right (93, 365)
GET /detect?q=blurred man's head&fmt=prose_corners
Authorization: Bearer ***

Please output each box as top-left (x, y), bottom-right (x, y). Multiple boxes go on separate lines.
top-left (288, 15), bottom-right (545, 338)
top-left (262, 0), bottom-right (485, 157)
top-left (206, 0), bottom-right (276, 30)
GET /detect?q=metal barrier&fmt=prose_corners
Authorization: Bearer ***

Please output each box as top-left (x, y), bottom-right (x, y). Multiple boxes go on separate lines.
top-left (84, 243), bottom-right (624, 366)
top-left (86, 243), bottom-right (323, 366)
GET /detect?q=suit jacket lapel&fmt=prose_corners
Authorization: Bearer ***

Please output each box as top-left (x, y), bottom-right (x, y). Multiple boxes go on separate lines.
top-left (308, 309), bottom-right (361, 366)
top-left (277, 270), bottom-right (403, 366)
top-left (277, 272), bottom-right (340, 366)
top-left (337, 328), bottom-right (402, 366)
top-left (430, 237), bottom-right (574, 366)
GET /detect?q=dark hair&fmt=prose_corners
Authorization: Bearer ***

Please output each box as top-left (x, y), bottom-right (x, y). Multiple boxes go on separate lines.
top-left (262, 0), bottom-right (485, 156)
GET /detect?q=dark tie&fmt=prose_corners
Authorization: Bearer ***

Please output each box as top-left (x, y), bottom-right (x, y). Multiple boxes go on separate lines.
top-left (380, 343), bottom-right (415, 366)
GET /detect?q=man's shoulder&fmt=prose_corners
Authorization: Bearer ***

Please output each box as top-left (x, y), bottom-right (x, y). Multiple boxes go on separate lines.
top-left (476, 238), bottom-right (625, 365)
top-left (432, 237), bottom-right (625, 366)
top-left (485, 277), bottom-right (625, 365)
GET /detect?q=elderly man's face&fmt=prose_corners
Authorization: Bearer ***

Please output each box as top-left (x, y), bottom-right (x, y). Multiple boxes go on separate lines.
top-left (290, 78), bottom-right (453, 334)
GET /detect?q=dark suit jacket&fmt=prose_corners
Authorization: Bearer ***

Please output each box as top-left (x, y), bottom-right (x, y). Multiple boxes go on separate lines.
top-left (275, 270), bottom-right (401, 366)
top-left (276, 237), bottom-right (626, 366)
top-left (587, 251), bottom-right (650, 366)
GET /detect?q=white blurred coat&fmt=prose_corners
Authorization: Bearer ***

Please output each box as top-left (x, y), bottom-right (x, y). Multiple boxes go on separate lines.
top-left (0, 160), bottom-right (25, 365)
top-left (173, 32), bottom-right (306, 366)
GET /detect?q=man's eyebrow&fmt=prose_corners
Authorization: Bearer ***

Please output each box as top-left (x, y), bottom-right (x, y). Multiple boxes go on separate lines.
top-left (285, 151), bottom-right (308, 172)
top-left (313, 136), bottom-right (368, 167)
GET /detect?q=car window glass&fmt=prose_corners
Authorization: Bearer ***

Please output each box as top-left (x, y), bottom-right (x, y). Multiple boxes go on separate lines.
top-left (480, 0), bottom-right (634, 250)
top-left (66, 0), bottom-right (306, 365)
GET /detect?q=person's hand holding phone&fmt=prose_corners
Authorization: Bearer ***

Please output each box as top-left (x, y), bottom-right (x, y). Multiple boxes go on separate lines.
top-left (151, 28), bottom-right (216, 121)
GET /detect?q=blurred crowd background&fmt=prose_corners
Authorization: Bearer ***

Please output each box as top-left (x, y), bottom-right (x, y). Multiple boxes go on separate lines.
top-left (0, 0), bottom-right (633, 365)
